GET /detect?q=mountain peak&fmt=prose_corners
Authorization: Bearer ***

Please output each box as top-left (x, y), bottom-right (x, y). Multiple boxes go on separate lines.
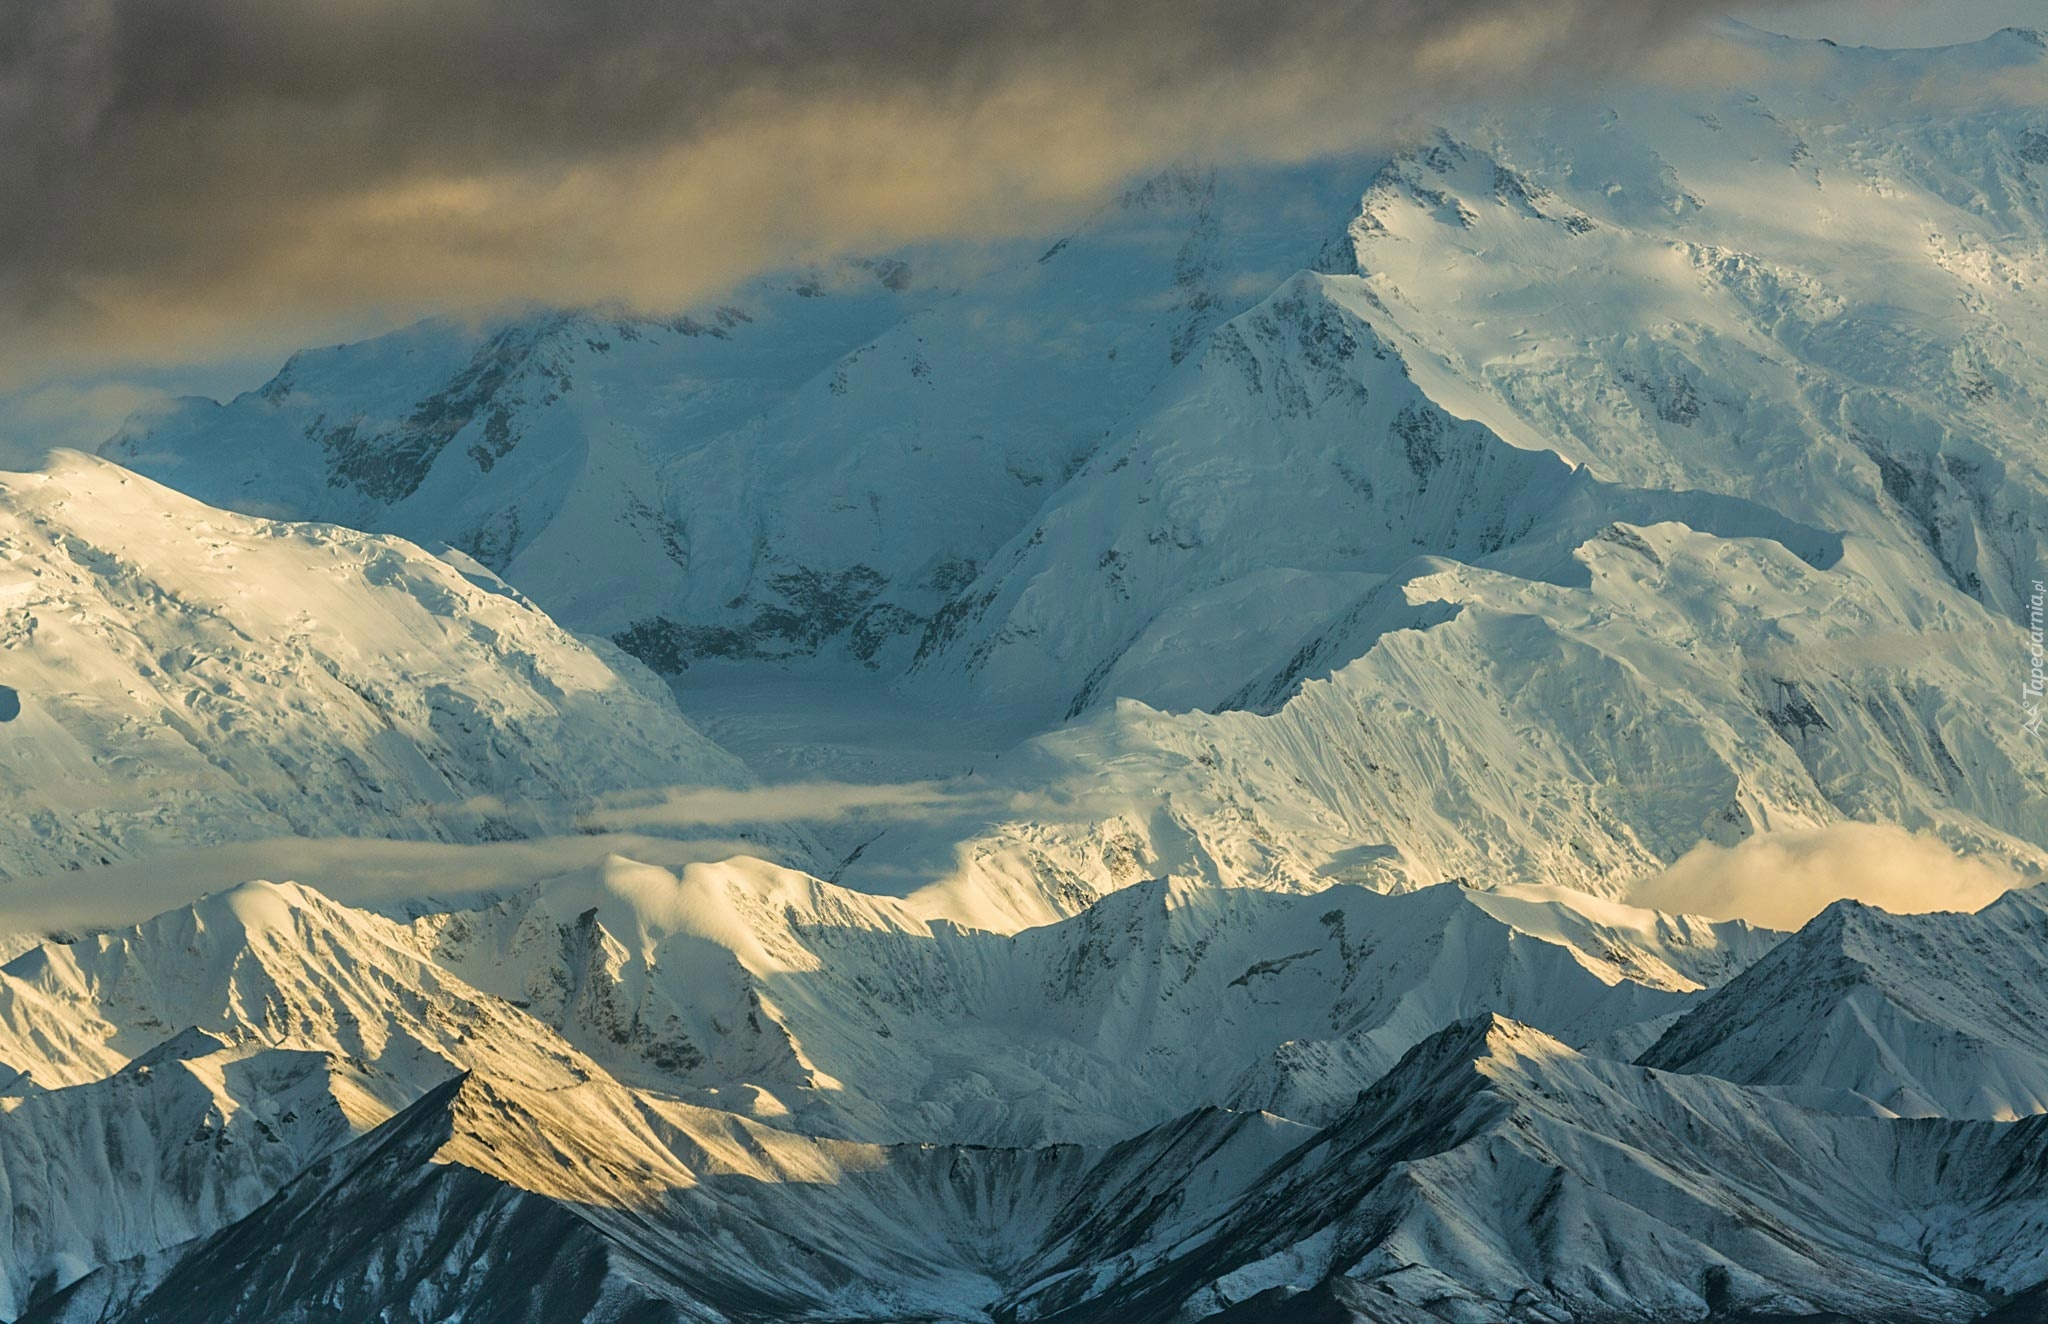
top-left (1426, 1011), bottom-right (1577, 1067)
top-left (1639, 891), bottom-right (2048, 1118)
top-left (1350, 1012), bottom-right (1579, 1121)
top-left (13, 36), bottom-right (2048, 1320)
top-left (191, 879), bottom-right (333, 937)
top-left (124, 1025), bottom-right (237, 1073)
top-left (0, 455), bottom-right (757, 880)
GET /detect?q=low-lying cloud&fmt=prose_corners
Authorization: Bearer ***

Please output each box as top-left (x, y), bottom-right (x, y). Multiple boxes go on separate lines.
top-left (1629, 823), bottom-right (2035, 930)
top-left (0, 831), bottom-right (768, 937)
top-left (577, 780), bottom-right (968, 831)
top-left (572, 776), bottom-right (1093, 834)
top-left (2, 0), bottom-right (1826, 384)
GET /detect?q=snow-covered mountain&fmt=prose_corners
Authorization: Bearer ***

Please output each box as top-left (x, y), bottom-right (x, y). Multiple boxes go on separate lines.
top-left (6, 19), bottom-right (2048, 1324)
top-left (0, 452), bottom-right (757, 881)
top-left (1004, 1015), bottom-right (2048, 1323)
top-left (0, 877), bottom-right (632, 1318)
top-left (28, 1006), bottom-right (2048, 1323)
top-left (0, 1034), bottom-right (371, 1321)
top-left (101, 26), bottom-right (2048, 919)
top-left (104, 162), bottom-right (1369, 672)
top-left (413, 855), bottom-right (1772, 1143)
top-left (0, 875), bottom-right (1741, 1316)
top-left (877, 24), bottom-right (2048, 907)
top-left (1641, 884), bottom-right (2048, 1119)
top-left (11, 879), bottom-right (2048, 1324)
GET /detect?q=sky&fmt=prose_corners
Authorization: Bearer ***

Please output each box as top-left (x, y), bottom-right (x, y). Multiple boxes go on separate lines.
top-left (2, 0), bottom-right (2042, 464)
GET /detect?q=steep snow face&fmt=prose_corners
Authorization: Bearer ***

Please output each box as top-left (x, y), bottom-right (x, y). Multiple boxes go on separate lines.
top-left (417, 856), bottom-right (1772, 1144)
top-left (1343, 28), bottom-right (2048, 624)
top-left (0, 880), bottom-right (599, 1101)
top-left (1641, 885), bottom-right (2048, 1119)
top-left (865, 27), bottom-right (2048, 908)
top-left (0, 1036), bottom-right (378, 1321)
top-left (0, 453), bottom-right (753, 881)
top-left (104, 162), bottom-right (1374, 672)
top-left (1006, 1016), bottom-right (2048, 1324)
top-left (909, 271), bottom-right (1842, 717)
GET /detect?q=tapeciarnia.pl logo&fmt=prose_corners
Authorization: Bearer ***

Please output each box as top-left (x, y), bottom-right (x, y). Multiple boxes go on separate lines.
top-left (2027, 579), bottom-right (2046, 736)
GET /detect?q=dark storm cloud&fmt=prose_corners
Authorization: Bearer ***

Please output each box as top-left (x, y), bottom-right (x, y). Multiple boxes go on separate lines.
top-left (1, 0), bottom-right (1814, 380)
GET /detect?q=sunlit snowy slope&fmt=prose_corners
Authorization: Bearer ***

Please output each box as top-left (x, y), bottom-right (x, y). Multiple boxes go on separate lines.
top-left (895, 25), bottom-right (2048, 909)
top-left (0, 453), bottom-right (755, 880)
top-left (412, 855), bottom-right (1772, 1144)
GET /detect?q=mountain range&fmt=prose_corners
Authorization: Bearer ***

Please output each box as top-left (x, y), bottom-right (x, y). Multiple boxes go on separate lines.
top-left (105, 27), bottom-right (2048, 920)
top-left (1, 20), bottom-right (2046, 1324)
top-left (10, 875), bottom-right (2048, 1323)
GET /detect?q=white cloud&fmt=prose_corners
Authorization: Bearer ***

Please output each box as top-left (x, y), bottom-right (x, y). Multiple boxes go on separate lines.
top-left (0, 832), bottom-right (766, 937)
top-left (577, 780), bottom-right (967, 831)
top-left (1628, 823), bottom-right (2033, 930)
